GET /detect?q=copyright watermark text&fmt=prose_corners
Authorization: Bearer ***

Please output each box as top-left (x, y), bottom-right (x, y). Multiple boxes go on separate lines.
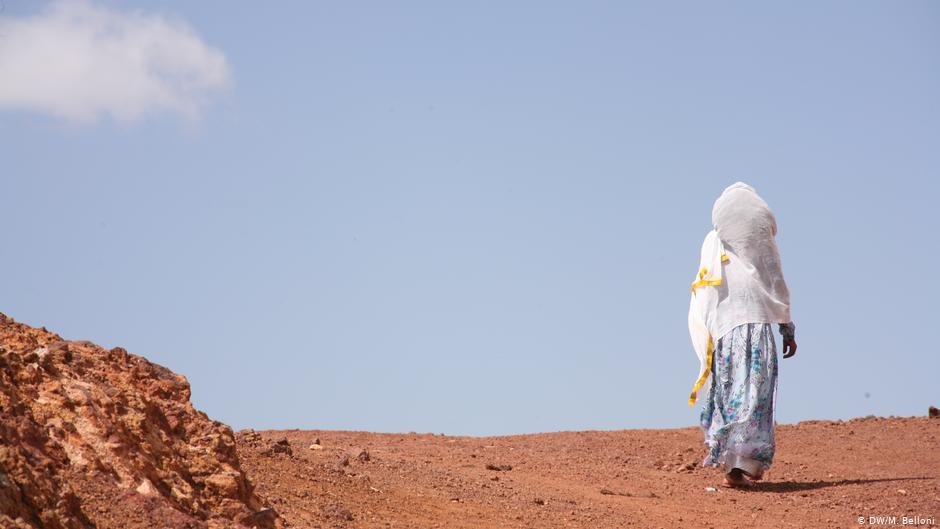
top-left (858, 515), bottom-right (935, 526)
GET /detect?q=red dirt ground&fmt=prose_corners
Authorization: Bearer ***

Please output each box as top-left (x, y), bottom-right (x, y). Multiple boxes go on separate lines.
top-left (1, 314), bottom-right (936, 529)
top-left (238, 418), bottom-right (938, 529)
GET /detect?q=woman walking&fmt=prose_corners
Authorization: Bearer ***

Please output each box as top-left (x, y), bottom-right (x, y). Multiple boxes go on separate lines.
top-left (687, 182), bottom-right (797, 488)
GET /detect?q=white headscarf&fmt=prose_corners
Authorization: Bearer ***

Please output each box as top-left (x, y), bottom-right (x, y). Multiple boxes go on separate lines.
top-left (687, 182), bottom-right (791, 405)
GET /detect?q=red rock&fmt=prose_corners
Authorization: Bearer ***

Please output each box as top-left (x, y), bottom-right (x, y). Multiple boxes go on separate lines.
top-left (0, 313), bottom-right (275, 529)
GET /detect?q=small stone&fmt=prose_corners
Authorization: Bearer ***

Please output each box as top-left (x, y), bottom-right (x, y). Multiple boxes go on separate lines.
top-left (897, 489), bottom-right (908, 495)
top-left (534, 498), bottom-right (545, 506)
top-left (324, 503), bottom-right (353, 521)
top-left (238, 429), bottom-right (262, 446)
top-left (264, 438), bottom-right (292, 456)
top-left (135, 478), bottom-right (156, 496)
top-left (309, 444), bottom-right (323, 451)
top-left (485, 463), bottom-right (512, 471)
top-left (705, 487), bottom-right (718, 492)
top-left (599, 488), bottom-right (631, 497)
top-left (929, 406), bottom-right (939, 418)
top-left (349, 447), bottom-right (370, 462)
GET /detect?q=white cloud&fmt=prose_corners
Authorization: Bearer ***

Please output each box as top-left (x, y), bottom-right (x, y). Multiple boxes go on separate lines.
top-left (0, 1), bottom-right (231, 123)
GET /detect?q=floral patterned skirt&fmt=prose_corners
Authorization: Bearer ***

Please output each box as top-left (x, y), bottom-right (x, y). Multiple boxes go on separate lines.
top-left (700, 322), bottom-right (778, 478)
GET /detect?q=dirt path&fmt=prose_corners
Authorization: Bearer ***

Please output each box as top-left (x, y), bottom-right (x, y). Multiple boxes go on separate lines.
top-left (237, 416), bottom-right (938, 529)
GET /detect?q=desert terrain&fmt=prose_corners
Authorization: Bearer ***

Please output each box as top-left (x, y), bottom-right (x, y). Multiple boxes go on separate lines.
top-left (239, 417), bottom-right (938, 529)
top-left (1, 313), bottom-right (936, 529)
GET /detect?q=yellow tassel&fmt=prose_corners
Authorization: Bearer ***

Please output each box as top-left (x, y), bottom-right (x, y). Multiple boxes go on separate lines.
top-left (688, 335), bottom-right (714, 406)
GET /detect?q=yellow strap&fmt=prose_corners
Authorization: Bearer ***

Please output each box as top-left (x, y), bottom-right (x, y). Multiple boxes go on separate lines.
top-left (688, 253), bottom-right (725, 402)
top-left (692, 257), bottom-right (727, 293)
top-left (688, 335), bottom-right (714, 406)
top-left (690, 277), bottom-right (722, 293)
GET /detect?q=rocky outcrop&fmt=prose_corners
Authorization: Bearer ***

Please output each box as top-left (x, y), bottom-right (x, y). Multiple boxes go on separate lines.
top-left (0, 314), bottom-right (276, 529)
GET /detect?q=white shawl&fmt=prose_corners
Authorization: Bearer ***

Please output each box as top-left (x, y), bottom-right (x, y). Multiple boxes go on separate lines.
top-left (687, 182), bottom-right (791, 405)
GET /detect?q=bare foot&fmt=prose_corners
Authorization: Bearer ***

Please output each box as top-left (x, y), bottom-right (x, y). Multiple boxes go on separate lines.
top-left (721, 468), bottom-right (752, 488)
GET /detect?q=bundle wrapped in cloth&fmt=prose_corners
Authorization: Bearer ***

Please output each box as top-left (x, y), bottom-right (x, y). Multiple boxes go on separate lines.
top-left (687, 182), bottom-right (791, 405)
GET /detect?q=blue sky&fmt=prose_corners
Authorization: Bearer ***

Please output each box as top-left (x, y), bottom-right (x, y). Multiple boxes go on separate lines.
top-left (1, 1), bottom-right (937, 435)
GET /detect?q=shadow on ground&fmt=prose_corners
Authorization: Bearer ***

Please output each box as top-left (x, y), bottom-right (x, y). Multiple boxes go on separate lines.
top-left (753, 476), bottom-right (932, 493)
